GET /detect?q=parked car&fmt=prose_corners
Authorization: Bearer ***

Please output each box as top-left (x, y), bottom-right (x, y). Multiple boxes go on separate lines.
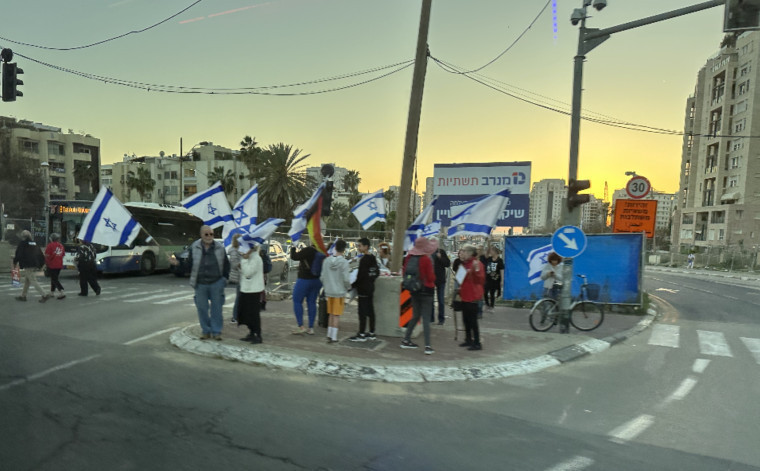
top-left (170, 239), bottom-right (289, 283)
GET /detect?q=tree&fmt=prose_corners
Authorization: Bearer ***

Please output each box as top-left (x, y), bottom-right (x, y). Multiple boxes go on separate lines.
top-left (208, 166), bottom-right (236, 203)
top-left (341, 169), bottom-right (362, 208)
top-left (73, 160), bottom-right (99, 197)
top-left (126, 166), bottom-right (155, 202)
top-left (239, 135), bottom-right (264, 181)
top-left (384, 188), bottom-right (396, 212)
top-left (0, 149), bottom-right (44, 218)
top-left (256, 143), bottom-right (317, 220)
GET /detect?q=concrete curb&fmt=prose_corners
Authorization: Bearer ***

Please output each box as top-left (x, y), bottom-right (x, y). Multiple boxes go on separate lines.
top-left (170, 308), bottom-right (657, 383)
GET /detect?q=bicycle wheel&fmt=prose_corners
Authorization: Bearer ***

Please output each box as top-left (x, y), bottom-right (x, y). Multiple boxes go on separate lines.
top-left (570, 302), bottom-right (604, 331)
top-left (529, 299), bottom-right (558, 332)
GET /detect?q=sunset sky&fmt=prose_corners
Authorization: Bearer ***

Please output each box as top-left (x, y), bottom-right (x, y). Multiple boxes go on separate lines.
top-left (1, 0), bottom-right (726, 200)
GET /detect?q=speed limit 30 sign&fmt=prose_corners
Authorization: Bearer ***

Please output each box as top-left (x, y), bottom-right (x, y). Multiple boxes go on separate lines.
top-left (626, 176), bottom-right (651, 199)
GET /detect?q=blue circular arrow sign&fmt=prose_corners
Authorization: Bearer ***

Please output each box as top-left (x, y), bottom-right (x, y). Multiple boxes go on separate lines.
top-left (551, 225), bottom-right (587, 258)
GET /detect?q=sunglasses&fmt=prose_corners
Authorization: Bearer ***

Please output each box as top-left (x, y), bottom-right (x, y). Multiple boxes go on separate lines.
top-left (202, 232), bottom-right (214, 236)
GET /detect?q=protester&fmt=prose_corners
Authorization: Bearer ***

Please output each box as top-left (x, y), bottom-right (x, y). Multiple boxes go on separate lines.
top-left (377, 242), bottom-right (391, 269)
top-left (431, 245), bottom-right (450, 325)
top-left (290, 240), bottom-right (322, 335)
top-left (400, 236), bottom-right (438, 355)
top-left (540, 252), bottom-right (563, 299)
top-left (75, 239), bottom-right (101, 297)
top-left (259, 244), bottom-right (273, 311)
top-left (228, 233), bottom-right (243, 324)
top-left (458, 244), bottom-right (486, 350)
top-left (238, 246), bottom-right (265, 344)
top-left (13, 230), bottom-right (49, 303)
top-left (349, 237), bottom-right (379, 342)
top-left (476, 245), bottom-right (488, 319)
top-left (44, 233), bottom-right (66, 300)
top-left (171, 225), bottom-right (230, 340)
top-left (320, 239), bottom-right (351, 343)
top-left (484, 245), bottom-right (505, 311)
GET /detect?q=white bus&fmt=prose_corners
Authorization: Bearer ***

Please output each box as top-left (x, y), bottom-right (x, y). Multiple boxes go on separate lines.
top-left (64, 203), bottom-right (203, 275)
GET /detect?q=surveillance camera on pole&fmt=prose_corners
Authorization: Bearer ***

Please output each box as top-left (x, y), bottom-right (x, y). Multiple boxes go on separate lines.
top-left (592, 0), bottom-right (607, 11)
top-left (570, 8), bottom-right (585, 25)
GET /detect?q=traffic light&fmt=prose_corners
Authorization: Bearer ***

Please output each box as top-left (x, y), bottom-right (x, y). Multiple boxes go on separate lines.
top-left (322, 180), bottom-right (334, 217)
top-left (725, 0), bottom-right (760, 32)
top-left (2, 62), bottom-right (23, 102)
top-left (567, 179), bottom-right (591, 211)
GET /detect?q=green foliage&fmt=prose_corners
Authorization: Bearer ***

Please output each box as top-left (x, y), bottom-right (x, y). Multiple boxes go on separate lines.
top-left (126, 166), bottom-right (156, 202)
top-left (0, 148), bottom-right (44, 218)
top-left (73, 160), bottom-right (99, 196)
top-left (256, 143), bottom-right (317, 220)
top-left (208, 166), bottom-right (236, 202)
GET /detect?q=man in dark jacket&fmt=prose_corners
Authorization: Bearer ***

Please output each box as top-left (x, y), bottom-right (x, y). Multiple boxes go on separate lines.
top-left (431, 246), bottom-right (451, 325)
top-left (349, 237), bottom-right (379, 342)
top-left (13, 230), bottom-right (49, 303)
top-left (75, 239), bottom-right (101, 297)
top-left (290, 240), bottom-right (322, 335)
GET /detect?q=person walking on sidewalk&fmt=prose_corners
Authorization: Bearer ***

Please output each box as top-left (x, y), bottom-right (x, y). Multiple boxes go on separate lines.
top-left (75, 239), bottom-right (101, 296)
top-left (290, 240), bottom-right (323, 335)
top-left (400, 236), bottom-right (438, 355)
top-left (320, 239), bottom-right (351, 343)
top-left (238, 245), bottom-right (265, 344)
top-left (44, 233), bottom-right (66, 299)
top-left (484, 245), bottom-right (504, 311)
top-left (13, 230), bottom-right (49, 303)
top-left (458, 244), bottom-right (486, 351)
top-left (349, 237), bottom-right (379, 342)
top-left (228, 233), bottom-right (243, 324)
top-left (431, 246), bottom-right (450, 325)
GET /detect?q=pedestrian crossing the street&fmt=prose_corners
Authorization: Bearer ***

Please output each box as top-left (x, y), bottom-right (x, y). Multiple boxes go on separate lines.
top-left (648, 324), bottom-right (760, 364)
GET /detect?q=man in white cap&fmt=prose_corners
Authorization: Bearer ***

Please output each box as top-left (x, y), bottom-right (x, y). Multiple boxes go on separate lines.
top-left (400, 236), bottom-right (438, 355)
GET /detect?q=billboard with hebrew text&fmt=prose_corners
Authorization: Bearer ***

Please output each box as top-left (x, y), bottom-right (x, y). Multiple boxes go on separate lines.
top-left (433, 162), bottom-right (531, 227)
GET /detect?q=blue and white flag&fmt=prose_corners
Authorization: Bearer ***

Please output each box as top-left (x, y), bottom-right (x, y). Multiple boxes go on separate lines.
top-left (233, 184), bottom-right (258, 231)
top-left (181, 181), bottom-right (233, 229)
top-left (403, 197), bottom-right (439, 251)
top-left (241, 218), bottom-right (286, 248)
top-left (447, 189), bottom-right (511, 237)
top-left (350, 189), bottom-right (386, 230)
top-left (77, 187), bottom-right (141, 247)
top-left (288, 183), bottom-right (325, 242)
top-left (526, 244), bottom-right (553, 285)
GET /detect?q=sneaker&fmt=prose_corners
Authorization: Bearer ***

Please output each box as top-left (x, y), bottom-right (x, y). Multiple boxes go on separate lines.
top-left (213, 334), bottom-right (222, 341)
top-left (57, 294), bottom-right (66, 300)
top-left (467, 344), bottom-right (482, 351)
top-left (424, 346), bottom-right (435, 355)
top-left (15, 295), bottom-right (27, 301)
top-left (348, 334), bottom-right (367, 342)
top-left (39, 295), bottom-right (50, 303)
top-left (199, 333), bottom-right (211, 340)
top-left (459, 340), bottom-right (473, 347)
top-left (366, 332), bottom-right (377, 340)
top-left (78, 293), bottom-right (87, 297)
top-left (400, 340), bottom-right (418, 349)
top-left (326, 338), bottom-right (338, 344)
top-left (292, 326), bottom-right (307, 335)
top-left (306, 328), bottom-right (315, 335)
top-left (251, 335), bottom-right (262, 344)
top-left (229, 318), bottom-right (238, 324)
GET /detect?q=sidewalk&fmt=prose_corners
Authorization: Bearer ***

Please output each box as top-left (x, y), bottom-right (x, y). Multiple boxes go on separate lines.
top-left (171, 298), bottom-right (655, 383)
top-left (646, 265), bottom-right (760, 282)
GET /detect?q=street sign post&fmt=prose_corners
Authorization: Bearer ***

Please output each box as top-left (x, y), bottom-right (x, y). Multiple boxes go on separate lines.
top-left (625, 175), bottom-right (651, 199)
top-left (551, 225), bottom-right (588, 259)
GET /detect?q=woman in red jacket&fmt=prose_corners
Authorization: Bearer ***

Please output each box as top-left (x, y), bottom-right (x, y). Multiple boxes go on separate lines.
top-left (457, 244), bottom-right (485, 350)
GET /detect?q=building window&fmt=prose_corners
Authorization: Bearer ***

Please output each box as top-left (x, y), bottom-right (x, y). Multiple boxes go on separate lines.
top-left (732, 139), bottom-right (744, 151)
top-left (719, 229), bottom-right (725, 240)
top-left (735, 118), bottom-right (746, 133)
top-left (736, 210), bottom-right (743, 220)
top-left (731, 156), bottom-right (741, 169)
top-left (682, 213), bottom-right (694, 224)
top-left (740, 62), bottom-right (752, 76)
top-left (47, 142), bottom-right (65, 156)
top-left (711, 211), bottom-right (725, 223)
top-left (728, 176), bottom-right (739, 188)
top-left (738, 79), bottom-right (751, 95)
top-left (20, 140), bottom-right (39, 153)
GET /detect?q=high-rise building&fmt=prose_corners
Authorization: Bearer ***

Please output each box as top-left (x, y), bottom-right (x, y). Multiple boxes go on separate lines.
top-left (424, 176), bottom-right (434, 209)
top-left (529, 179), bottom-right (566, 233)
top-left (672, 32), bottom-right (760, 255)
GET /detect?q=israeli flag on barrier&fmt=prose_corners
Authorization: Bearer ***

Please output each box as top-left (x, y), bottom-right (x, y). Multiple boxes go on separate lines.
top-left (526, 244), bottom-right (553, 285)
top-left (403, 197), bottom-right (439, 251)
top-left (78, 187), bottom-right (141, 247)
top-left (181, 181), bottom-right (233, 229)
top-left (233, 184), bottom-right (258, 231)
top-left (288, 183), bottom-right (325, 242)
top-left (447, 188), bottom-right (511, 237)
top-left (350, 189), bottom-right (386, 230)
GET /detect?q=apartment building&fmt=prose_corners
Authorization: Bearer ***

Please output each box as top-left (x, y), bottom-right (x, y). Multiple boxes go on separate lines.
top-left (580, 195), bottom-right (608, 233)
top-left (0, 116), bottom-right (101, 201)
top-left (528, 179), bottom-right (566, 233)
top-left (672, 32), bottom-right (760, 254)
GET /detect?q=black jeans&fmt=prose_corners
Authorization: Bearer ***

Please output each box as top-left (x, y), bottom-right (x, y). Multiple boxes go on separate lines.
top-left (485, 278), bottom-right (501, 307)
top-left (461, 301), bottom-right (480, 345)
top-left (78, 264), bottom-right (100, 295)
top-left (49, 268), bottom-right (64, 293)
top-left (357, 295), bottom-right (375, 334)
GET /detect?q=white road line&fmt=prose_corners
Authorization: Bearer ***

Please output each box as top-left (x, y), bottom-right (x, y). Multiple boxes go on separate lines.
top-left (608, 414), bottom-right (654, 444)
top-left (153, 293), bottom-right (195, 304)
top-left (667, 376), bottom-right (698, 402)
top-left (545, 456), bottom-right (594, 471)
top-left (123, 292), bottom-right (184, 303)
top-left (0, 354), bottom-right (101, 392)
top-left (648, 324), bottom-right (680, 348)
top-left (692, 359), bottom-right (711, 373)
top-left (697, 330), bottom-right (733, 357)
top-left (123, 327), bottom-right (181, 345)
top-left (105, 289), bottom-right (170, 301)
top-left (740, 337), bottom-right (760, 364)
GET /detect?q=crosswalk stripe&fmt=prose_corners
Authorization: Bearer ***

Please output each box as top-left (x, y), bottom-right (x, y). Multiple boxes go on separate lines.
top-left (740, 338), bottom-right (760, 364)
top-left (124, 292), bottom-right (185, 303)
top-left (697, 330), bottom-right (733, 357)
top-left (153, 294), bottom-right (195, 304)
top-left (648, 324), bottom-right (680, 348)
top-left (105, 289), bottom-right (170, 301)
top-left (609, 414), bottom-right (654, 444)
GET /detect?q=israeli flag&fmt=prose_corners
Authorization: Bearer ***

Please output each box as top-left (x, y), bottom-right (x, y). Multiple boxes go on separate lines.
top-left (403, 197), bottom-right (439, 251)
top-left (447, 188), bottom-right (511, 237)
top-left (221, 220), bottom-right (247, 249)
top-left (233, 184), bottom-right (258, 231)
top-left (78, 187), bottom-right (141, 247)
top-left (181, 181), bottom-right (233, 229)
top-left (241, 218), bottom-right (286, 248)
top-left (288, 183), bottom-right (325, 242)
top-left (527, 244), bottom-right (553, 285)
top-left (350, 189), bottom-right (386, 230)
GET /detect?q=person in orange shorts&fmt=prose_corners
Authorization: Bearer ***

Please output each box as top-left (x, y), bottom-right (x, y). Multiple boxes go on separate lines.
top-left (319, 239), bottom-right (351, 343)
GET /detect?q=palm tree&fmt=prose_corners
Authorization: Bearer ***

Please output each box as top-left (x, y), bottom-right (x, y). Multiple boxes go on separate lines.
top-left (126, 166), bottom-right (156, 202)
top-left (342, 170), bottom-right (361, 194)
top-left (73, 160), bottom-right (99, 196)
top-left (384, 188), bottom-right (396, 213)
top-left (239, 135), bottom-right (263, 181)
top-left (208, 166), bottom-right (237, 203)
top-left (257, 143), bottom-right (317, 220)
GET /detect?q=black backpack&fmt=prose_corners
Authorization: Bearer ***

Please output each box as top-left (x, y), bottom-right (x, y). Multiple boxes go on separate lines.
top-left (402, 255), bottom-right (423, 293)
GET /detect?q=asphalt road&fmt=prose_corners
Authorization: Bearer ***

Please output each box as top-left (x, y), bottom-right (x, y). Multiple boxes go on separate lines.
top-left (0, 269), bottom-right (758, 470)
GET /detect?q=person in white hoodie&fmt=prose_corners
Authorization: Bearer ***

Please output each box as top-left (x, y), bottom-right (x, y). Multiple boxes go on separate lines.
top-left (319, 239), bottom-right (351, 343)
top-left (238, 245), bottom-right (266, 344)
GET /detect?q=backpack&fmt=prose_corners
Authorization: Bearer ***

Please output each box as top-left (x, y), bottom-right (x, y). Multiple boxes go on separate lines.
top-left (78, 244), bottom-right (95, 264)
top-left (402, 255), bottom-right (423, 293)
top-left (310, 251), bottom-right (326, 277)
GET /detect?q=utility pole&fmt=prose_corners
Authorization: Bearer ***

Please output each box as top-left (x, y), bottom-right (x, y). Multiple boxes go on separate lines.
top-left (391, 0), bottom-right (432, 273)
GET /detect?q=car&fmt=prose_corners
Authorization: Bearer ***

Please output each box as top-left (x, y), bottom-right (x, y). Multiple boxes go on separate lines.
top-left (170, 239), bottom-right (289, 283)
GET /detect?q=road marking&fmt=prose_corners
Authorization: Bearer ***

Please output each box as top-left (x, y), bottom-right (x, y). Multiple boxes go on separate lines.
top-left (692, 359), bottom-right (710, 373)
top-left (655, 288), bottom-right (679, 293)
top-left (608, 414), bottom-right (654, 444)
top-left (123, 292), bottom-right (184, 303)
top-left (648, 324), bottom-right (680, 348)
top-left (105, 289), bottom-right (170, 301)
top-left (545, 456), bottom-right (594, 471)
top-left (153, 293), bottom-right (195, 304)
top-left (123, 327), bottom-right (181, 345)
top-left (666, 377), bottom-right (698, 402)
top-left (697, 330), bottom-right (733, 357)
top-left (0, 354), bottom-right (101, 392)
top-left (740, 338), bottom-right (760, 364)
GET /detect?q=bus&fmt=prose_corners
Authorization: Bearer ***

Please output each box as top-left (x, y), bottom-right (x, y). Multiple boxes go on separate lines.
top-left (63, 202), bottom-right (203, 275)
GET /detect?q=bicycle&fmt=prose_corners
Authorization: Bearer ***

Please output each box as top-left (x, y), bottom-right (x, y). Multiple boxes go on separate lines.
top-left (529, 275), bottom-right (604, 332)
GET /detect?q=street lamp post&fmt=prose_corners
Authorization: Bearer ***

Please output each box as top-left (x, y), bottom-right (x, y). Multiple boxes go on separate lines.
top-left (40, 161), bottom-right (50, 244)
